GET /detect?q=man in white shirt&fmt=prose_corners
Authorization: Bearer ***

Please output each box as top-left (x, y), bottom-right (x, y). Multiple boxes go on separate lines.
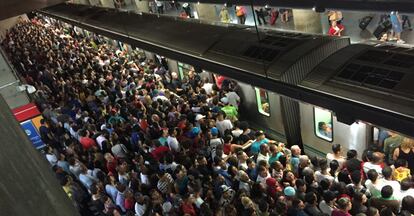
top-left (201, 78), bottom-right (213, 95)
top-left (365, 169), bottom-right (385, 198)
top-left (382, 166), bottom-right (401, 199)
top-left (135, 193), bottom-right (147, 216)
top-left (256, 144), bottom-right (270, 165)
top-left (225, 90), bottom-right (240, 109)
top-left (167, 128), bottom-right (180, 152)
top-left (215, 111), bottom-right (233, 137)
top-left (363, 152), bottom-right (384, 176)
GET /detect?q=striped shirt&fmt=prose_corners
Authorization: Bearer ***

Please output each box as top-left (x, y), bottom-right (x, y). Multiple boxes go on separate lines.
top-left (157, 173), bottom-right (174, 194)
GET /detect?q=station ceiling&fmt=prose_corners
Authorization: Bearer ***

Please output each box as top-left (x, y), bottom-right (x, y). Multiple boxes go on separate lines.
top-left (0, 0), bottom-right (65, 20)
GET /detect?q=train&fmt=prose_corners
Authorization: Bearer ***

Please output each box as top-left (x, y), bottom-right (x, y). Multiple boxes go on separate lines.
top-left (36, 3), bottom-right (414, 158)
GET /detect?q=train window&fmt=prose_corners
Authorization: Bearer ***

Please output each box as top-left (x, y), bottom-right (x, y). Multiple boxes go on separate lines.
top-left (255, 87), bottom-right (270, 116)
top-left (314, 107), bottom-right (333, 142)
top-left (178, 62), bottom-right (193, 80)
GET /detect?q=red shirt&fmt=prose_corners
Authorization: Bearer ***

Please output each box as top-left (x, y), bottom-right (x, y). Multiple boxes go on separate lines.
top-left (331, 210), bottom-right (351, 216)
top-left (106, 158), bottom-right (118, 175)
top-left (79, 137), bottom-right (96, 150)
top-left (124, 198), bottom-right (134, 210)
top-left (181, 202), bottom-right (196, 216)
top-left (223, 143), bottom-right (231, 155)
top-left (151, 146), bottom-right (170, 161)
top-left (328, 24), bottom-right (344, 36)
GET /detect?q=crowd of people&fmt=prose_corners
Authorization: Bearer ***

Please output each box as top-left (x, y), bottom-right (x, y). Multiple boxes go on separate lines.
top-left (3, 15), bottom-right (414, 216)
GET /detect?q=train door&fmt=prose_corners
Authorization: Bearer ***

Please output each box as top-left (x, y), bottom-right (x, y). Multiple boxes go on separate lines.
top-left (371, 127), bottom-right (411, 164)
top-left (177, 62), bottom-right (193, 80)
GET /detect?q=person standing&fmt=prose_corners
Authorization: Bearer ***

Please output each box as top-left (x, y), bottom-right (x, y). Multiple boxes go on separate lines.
top-left (390, 11), bottom-right (405, 43)
top-left (254, 7), bottom-right (267, 25)
top-left (220, 7), bottom-right (231, 23)
top-left (236, 6), bottom-right (246, 24)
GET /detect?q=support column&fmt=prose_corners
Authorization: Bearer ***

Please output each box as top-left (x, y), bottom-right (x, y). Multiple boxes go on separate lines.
top-left (195, 4), bottom-right (219, 22)
top-left (292, 9), bottom-right (323, 34)
top-left (134, 0), bottom-right (150, 13)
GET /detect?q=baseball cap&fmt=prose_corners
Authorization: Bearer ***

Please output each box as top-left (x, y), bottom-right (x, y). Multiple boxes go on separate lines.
top-left (191, 127), bottom-right (201, 136)
top-left (220, 97), bottom-right (229, 104)
top-left (221, 185), bottom-right (230, 193)
top-left (211, 127), bottom-right (219, 136)
top-left (284, 186), bottom-right (296, 197)
top-left (195, 114), bottom-right (205, 121)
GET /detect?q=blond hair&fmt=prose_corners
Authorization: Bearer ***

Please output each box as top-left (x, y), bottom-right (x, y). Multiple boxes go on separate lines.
top-left (401, 138), bottom-right (414, 149)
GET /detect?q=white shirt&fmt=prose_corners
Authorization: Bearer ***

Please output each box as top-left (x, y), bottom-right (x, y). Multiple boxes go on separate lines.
top-left (96, 135), bottom-right (107, 150)
top-left (46, 153), bottom-right (58, 166)
top-left (135, 202), bottom-right (147, 216)
top-left (383, 179), bottom-right (401, 199)
top-left (365, 179), bottom-right (385, 198)
top-left (216, 119), bottom-right (233, 136)
top-left (226, 91), bottom-right (240, 108)
top-left (167, 136), bottom-right (180, 152)
top-left (315, 171), bottom-right (335, 183)
top-left (319, 200), bottom-right (333, 215)
top-left (202, 83), bottom-right (213, 95)
top-left (256, 153), bottom-right (270, 165)
top-left (400, 189), bottom-right (414, 200)
top-left (363, 162), bottom-right (383, 176)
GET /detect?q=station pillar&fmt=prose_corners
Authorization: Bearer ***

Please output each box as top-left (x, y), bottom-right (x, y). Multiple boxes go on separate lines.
top-left (291, 9), bottom-right (323, 34)
top-left (134, 0), bottom-right (150, 13)
top-left (195, 4), bottom-right (219, 22)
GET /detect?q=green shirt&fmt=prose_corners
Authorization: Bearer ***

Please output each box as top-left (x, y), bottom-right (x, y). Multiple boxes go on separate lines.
top-left (383, 135), bottom-right (403, 161)
top-left (221, 105), bottom-right (238, 119)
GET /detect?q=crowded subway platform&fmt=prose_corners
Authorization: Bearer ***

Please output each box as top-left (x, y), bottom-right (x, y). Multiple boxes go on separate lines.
top-left (2, 15), bottom-right (414, 216)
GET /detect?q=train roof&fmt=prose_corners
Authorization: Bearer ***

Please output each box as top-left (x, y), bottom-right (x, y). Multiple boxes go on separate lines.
top-left (301, 42), bottom-right (414, 120)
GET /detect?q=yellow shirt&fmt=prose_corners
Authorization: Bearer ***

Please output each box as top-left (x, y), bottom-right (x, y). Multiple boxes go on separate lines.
top-left (393, 167), bottom-right (410, 181)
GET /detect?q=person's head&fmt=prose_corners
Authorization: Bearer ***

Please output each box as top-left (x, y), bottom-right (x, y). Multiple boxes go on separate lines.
top-left (210, 127), bottom-right (219, 137)
top-left (372, 152), bottom-right (383, 164)
top-left (40, 118), bottom-right (46, 125)
top-left (401, 138), bottom-right (414, 150)
top-left (260, 144), bottom-right (269, 154)
top-left (381, 185), bottom-right (393, 199)
top-left (329, 160), bottom-right (339, 173)
top-left (347, 149), bottom-right (357, 160)
top-left (395, 158), bottom-right (408, 168)
top-left (332, 143), bottom-right (342, 155)
top-left (337, 197), bottom-right (352, 212)
top-left (367, 169), bottom-right (378, 182)
top-left (353, 191), bottom-right (368, 204)
top-left (323, 190), bottom-right (337, 204)
top-left (291, 145), bottom-right (301, 156)
top-left (382, 166), bottom-right (393, 180)
top-left (296, 179), bottom-right (306, 192)
top-left (379, 207), bottom-right (395, 216)
top-left (401, 178), bottom-right (412, 191)
top-left (367, 207), bottom-right (380, 216)
top-left (305, 192), bottom-right (317, 205)
top-left (255, 131), bottom-right (265, 140)
top-left (402, 196), bottom-right (414, 213)
top-left (283, 186), bottom-right (296, 198)
top-left (258, 166), bottom-right (268, 178)
top-left (351, 170), bottom-right (362, 184)
top-left (319, 158), bottom-right (328, 171)
top-left (318, 122), bottom-right (327, 131)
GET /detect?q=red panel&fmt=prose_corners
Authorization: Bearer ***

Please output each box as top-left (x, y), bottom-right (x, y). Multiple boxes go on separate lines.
top-left (12, 103), bottom-right (41, 122)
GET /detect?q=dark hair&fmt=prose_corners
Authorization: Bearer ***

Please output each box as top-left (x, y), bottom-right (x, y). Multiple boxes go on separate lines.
top-left (332, 143), bottom-right (341, 154)
top-left (323, 190), bottom-right (336, 203)
top-left (40, 118), bottom-right (46, 124)
top-left (402, 196), bottom-right (414, 214)
top-left (305, 192), bottom-right (317, 204)
top-left (319, 158), bottom-right (328, 170)
top-left (337, 170), bottom-right (351, 185)
top-left (350, 170), bottom-right (361, 184)
top-left (318, 121), bottom-right (326, 130)
top-left (329, 160), bottom-right (339, 176)
top-left (379, 207), bottom-right (394, 216)
top-left (258, 199), bottom-right (269, 212)
top-left (395, 158), bottom-right (408, 168)
top-left (347, 149), bottom-right (357, 159)
top-left (367, 207), bottom-right (379, 216)
top-left (401, 178), bottom-right (412, 191)
top-left (382, 166), bottom-right (392, 179)
top-left (337, 197), bottom-right (350, 210)
top-left (367, 169), bottom-right (378, 182)
top-left (381, 185), bottom-right (393, 199)
top-left (295, 179), bottom-right (305, 187)
top-left (353, 191), bottom-right (364, 203)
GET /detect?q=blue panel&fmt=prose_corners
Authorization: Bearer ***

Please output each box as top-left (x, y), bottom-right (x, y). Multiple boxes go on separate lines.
top-left (20, 120), bottom-right (45, 149)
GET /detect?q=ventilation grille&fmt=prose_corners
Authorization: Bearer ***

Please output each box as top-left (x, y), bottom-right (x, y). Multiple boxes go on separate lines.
top-left (337, 63), bottom-right (404, 89)
top-left (242, 35), bottom-right (305, 62)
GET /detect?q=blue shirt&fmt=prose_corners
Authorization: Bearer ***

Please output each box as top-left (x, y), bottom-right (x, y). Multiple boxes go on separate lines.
top-left (291, 156), bottom-right (300, 174)
top-left (250, 138), bottom-right (269, 155)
